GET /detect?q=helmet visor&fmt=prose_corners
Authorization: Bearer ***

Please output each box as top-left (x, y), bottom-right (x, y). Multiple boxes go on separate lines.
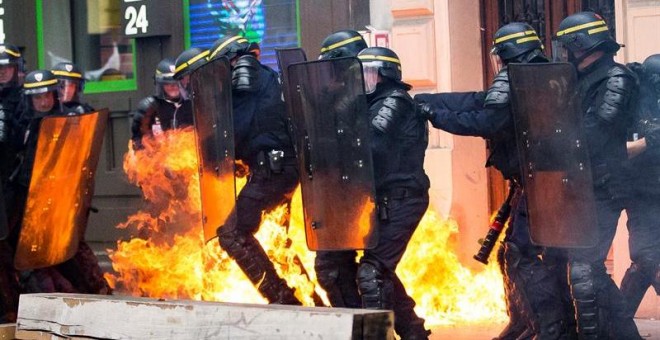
top-left (362, 61), bottom-right (380, 94)
top-left (551, 39), bottom-right (572, 63)
top-left (489, 50), bottom-right (504, 74)
top-left (58, 79), bottom-right (80, 103)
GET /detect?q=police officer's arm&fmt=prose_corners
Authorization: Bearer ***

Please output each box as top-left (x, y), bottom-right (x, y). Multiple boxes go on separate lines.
top-left (130, 96), bottom-right (158, 149)
top-left (371, 94), bottom-right (415, 134)
top-left (0, 100), bottom-right (12, 145)
top-left (595, 67), bottom-right (638, 125)
top-left (415, 92), bottom-right (509, 139)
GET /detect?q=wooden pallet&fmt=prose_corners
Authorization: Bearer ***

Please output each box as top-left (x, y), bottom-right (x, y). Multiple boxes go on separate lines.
top-left (16, 294), bottom-right (393, 339)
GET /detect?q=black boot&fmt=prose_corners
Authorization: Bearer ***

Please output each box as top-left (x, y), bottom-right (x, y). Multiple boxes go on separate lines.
top-left (494, 243), bottom-right (532, 340)
top-left (219, 228), bottom-right (301, 305)
top-left (315, 251), bottom-right (360, 308)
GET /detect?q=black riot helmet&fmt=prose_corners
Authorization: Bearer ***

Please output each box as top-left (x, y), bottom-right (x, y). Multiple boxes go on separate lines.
top-left (319, 30), bottom-right (368, 60)
top-left (208, 35), bottom-right (253, 62)
top-left (490, 22), bottom-right (546, 72)
top-left (23, 70), bottom-right (59, 95)
top-left (154, 58), bottom-right (182, 100)
top-left (51, 62), bottom-right (85, 103)
top-left (173, 47), bottom-right (210, 80)
top-left (23, 70), bottom-right (60, 113)
top-left (0, 43), bottom-right (25, 88)
top-left (552, 12), bottom-right (620, 65)
top-left (358, 47), bottom-right (410, 94)
top-left (643, 54), bottom-right (660, 95)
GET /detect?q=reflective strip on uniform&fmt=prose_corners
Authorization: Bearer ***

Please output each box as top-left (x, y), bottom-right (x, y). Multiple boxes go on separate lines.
top-left (556, 20), bottom-right (607, 36)
top-left (494, 30), bottom-right (537, 44)
top-left (174, 50), bottom-right (210, 74)
top-left (209, 36), bottom-right (248, 60)
top-left (357, 54), bottom-right (400, 64)
top-left (24, 79), bottom-right (58, 88)
top-left (320, 36), bottom-right (364, 53)
top-left (52, 70), bottom-right (83, 79)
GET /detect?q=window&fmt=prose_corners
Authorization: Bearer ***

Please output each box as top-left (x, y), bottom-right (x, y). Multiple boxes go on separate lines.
top-left (37, 0), bottom-right (137, 93)
top-left (187, 0), bottom-right (299, 71)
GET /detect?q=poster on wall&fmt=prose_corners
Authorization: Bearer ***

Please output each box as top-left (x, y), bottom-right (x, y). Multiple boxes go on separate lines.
top-left (188, 0), bottom-right (299, 71)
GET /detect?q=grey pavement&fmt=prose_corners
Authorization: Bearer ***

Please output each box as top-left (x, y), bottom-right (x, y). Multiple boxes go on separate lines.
top-left (429, 319), bottom-right (660, 339)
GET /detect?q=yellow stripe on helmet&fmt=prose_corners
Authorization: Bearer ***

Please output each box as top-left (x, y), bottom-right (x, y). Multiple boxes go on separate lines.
top-left (320, 36), bottom-right (364, 53)
top-left (494, 30), bottom-right (537, 44)
top-left (52, 70), bottom-right (83, 79)
top-left (1, 47), bottom-right (20, 58)
top-left (556, 20), bottom-right (607, 37)
top-left (209, 36), bottom-right (249, 60)
top-left (24, 79), bottom-right (58, 88)
top-left (516, 36), bottom-right (541, 44)
top-left (588, 26), bottom-right (610, 35)
top-left (174, 50), bottom-right (210, 74)
top-left (357, 54), bottom-right (401, 64)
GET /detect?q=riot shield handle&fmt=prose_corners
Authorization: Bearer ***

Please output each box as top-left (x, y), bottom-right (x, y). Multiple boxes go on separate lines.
top-left (473, 181), bottom-right (518, 264)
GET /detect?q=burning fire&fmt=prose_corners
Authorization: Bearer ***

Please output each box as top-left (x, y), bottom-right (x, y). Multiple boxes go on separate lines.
top-left (106, 127), bottom-right (506, 325)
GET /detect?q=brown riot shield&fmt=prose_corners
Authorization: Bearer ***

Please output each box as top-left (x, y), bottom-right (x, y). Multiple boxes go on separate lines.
top-left (287, 57), bottom-right (378, 251)
top-left (508, 63), bottom-right (598, 248)
top-left (276, 48), bottom-right (307, 143)
top-left (190, 56), bottom-right (236, 243)
top-left (0, 179), bottom-right (7, 240)
top-left (14, 110), bottom-right (108, 270)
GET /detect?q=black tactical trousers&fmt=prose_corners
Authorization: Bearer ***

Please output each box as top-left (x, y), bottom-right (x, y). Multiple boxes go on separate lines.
top-left (314, 250), bottom-right (360, 308)
top-left (567, 193), bottom-right (641, 340)
top-left (218, 164), bottom-right (301, 305)
top-left (357, 193), bottom-right (429, 340)
top-left (498, 196), bottom-right (571, 340)
top-left (0, 239), bottom-right (18, 323)
top-left (620, 193), bottom-right (660, 318)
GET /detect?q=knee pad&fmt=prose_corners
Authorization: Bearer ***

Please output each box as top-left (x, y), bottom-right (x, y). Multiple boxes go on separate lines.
top-left (357, 260), bottom-right (392, 309)
top-left (569, 261), bottom-right (595, 299)
top-left (503, 242), bottom-right (522, 269)
top-left (217, 228), bottom-right (249, 258)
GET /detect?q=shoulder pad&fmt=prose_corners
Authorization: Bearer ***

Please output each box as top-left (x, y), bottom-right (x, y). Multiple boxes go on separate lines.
top-left (232, 55), bottom-right (260, 92)
top-left (372, 93), bottom-right (413, 134)
top-left (597, 65), bottom-right (638, 123)
top-left (484, 69), bottom-right (510, 108)
top-left (136, 96), bottom-right (158, 114)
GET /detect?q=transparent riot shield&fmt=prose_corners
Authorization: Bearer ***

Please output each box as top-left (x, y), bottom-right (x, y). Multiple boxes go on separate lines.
top-left (287, 57), bottom-right (378, 251)
top-left (508, 63), bottom-right (598, 248)
top-left (0, 179), bottom-right (7, 240)
top-left (15, 110), bottom-right (108, 270)
top-left (190, 56), bottom-right (236, 243)
top-left (276, 48), bottom-right (308, 151)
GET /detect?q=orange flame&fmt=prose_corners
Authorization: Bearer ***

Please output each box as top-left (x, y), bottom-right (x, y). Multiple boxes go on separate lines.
top-left (107, 128), bottom-right (506, 325)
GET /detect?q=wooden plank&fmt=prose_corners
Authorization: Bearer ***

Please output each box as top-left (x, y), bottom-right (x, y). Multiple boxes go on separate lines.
top-left (17, 294), bottom-right (394, 340)
top-left (14, 329), bottom-right (68, 340)
top-left (0, 324), bottom-right (15, 340)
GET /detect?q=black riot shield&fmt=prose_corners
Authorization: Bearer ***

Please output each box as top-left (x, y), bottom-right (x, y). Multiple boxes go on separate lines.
top-left (287, 57), bottom-right (377, 251)
top-left (508, 63), bottom-right (598, 248)
top-left (14, 110), bottom-right (108, 270)
top-left (0, 179), bottom-right (7, 240)
top-left (190, 56), bottom-right (236, 243)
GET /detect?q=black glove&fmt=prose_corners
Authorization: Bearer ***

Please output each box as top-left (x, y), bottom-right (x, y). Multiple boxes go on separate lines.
top-left (417, 102), bottom-right (435, 121)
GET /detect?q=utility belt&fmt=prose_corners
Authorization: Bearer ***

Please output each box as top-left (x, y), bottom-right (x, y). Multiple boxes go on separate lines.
top-left (375, 187), bottom-right (427, 222)
top-left (254, 149), bottom-right (296, 176)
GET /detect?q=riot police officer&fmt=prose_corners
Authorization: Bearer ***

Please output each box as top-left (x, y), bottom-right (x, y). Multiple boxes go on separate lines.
top-left (131, 57), bottom-right (194, 149)
top-left (206, 35), bottom-right (301, 305)
top-left (312, 30), bottom-right (367, 309)
top-left (51, 62), bottom-right (94, 115)
top-left (356, 47), bottom-right (431, 340)
top-left (318, 29), bottom-right (368, 60)
top-left (416, 23), bottom-right (570, 340)
top-left (620, 54), bottom-right (660, 318)
top-left (553, 12), bottom-right (641, 339)
top-left (0, 43), bottom-right (24, 322)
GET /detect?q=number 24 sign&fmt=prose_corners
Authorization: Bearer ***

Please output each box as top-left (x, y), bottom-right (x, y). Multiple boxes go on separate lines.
top-left (121, 0), bottom-right (171, 38)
